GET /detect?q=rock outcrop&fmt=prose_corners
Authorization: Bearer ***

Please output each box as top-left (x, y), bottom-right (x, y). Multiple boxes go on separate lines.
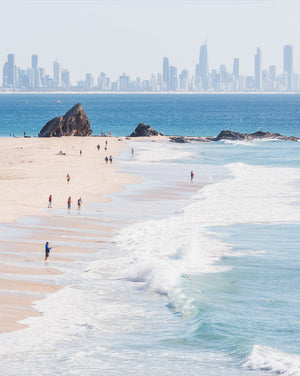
top-left (169, 130), bottom-right (299, 143)
top-left (129, 123), bottom-right (162, 137)
top-left (38, 103), bottom-right (92, 137)
top-left (214, 130), bottom-right (299, 142)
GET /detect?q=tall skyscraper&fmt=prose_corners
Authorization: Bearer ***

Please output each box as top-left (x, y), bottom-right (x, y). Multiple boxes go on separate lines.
top-left (254, 47), bottom-right (261, 90)
top-left (169, 66), bottom-right (178, 91)
top-left (233, 58), bottom-right (239, 78)
top-left (199, 43), bottom-right (208, 90)
top-left (269, 65), bottom-right (276, 81)
top-left (31, 55), bottom-right (38, 70)
top-left (284, 45), bottom-right (293, 91)
top-left (163, 57), bottom-right (169, 90)
top-left (31, 54), bottom-right (38, 88)
top-left (7, 54), bottom-right (15, 87)
top-left (53, 61), bottom-right (61, 88)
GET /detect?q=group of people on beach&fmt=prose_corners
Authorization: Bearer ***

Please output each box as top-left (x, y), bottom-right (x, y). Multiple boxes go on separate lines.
top-left (45, 142), bottom-right (114, 261)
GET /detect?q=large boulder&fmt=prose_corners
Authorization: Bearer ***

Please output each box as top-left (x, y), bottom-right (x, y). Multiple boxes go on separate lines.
top-left (130, 123), bottom-right (161, 137)
top-left (38, 103), bottom-right (92, 137)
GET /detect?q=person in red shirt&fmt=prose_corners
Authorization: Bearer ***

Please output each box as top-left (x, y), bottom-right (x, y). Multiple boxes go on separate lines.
top-left (48, 195), bottom-right (52, 208)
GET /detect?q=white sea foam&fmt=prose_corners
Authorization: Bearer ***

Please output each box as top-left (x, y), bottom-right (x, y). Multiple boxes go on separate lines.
top-left (245, 345), bottom-right (300, 376)
top-left (89, 161), bottom-right (300, 316)
top-left (132, 141), bottom-right (198, 162)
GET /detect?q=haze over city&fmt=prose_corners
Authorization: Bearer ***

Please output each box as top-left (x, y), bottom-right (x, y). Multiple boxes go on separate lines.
top-left (1, 0), bottom-right (300, 91)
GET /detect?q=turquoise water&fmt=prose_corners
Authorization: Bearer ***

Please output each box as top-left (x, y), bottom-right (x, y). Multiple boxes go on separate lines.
top-left (0, 95), bottom-right (300, 375)
top-left (1, 93), bottom-right (300, 138)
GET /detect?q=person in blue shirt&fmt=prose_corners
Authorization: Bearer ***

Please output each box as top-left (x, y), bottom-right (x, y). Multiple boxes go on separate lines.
top-left (45, 242), bottom-right (52, 261)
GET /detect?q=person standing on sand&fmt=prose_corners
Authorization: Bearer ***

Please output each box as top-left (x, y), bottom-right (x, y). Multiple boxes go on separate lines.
top-left (80, 150), bottom-right (82, 157)
top-left (48, 194), bottom-right (52, 208)
top-left (97, 144), bottom-right (100, 151)
top-left (131, 147), bottom-right (134, 156)
top-left (78, 197), bottom-right (82, 210)
top-left (66, 173), bottom-right (70, 184)
top-left (109, 155), bottom-right (112, 164)
top-left (191, 170), bottom-right (194, 182)
top-left (45, 241), bottom-right (52, 261)
top-left (68, 196), bottom-right (71, 210)
top-left (105, 156), bottom-right (108, 164)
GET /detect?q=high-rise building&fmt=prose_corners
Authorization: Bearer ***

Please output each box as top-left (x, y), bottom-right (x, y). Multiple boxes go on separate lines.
top-left (199, 43), bottom-right (208, 90)
top-left (269, 65), bottom-right (276, 81)
top-left (179, 69), bottom-right (189, 91)
top-left (163, 57), bottom-right (170, 90)
top-left (169, 66), bottom-right (178, 91)
top-left (119, 73), bottom-right (129, 91)
top-left (284, 45), bottom-right (293, 91)
top-left (31, 54), bottom-right (38, 88)
top-left (7, 54), bottom-right (16, 88)
top-left (62, 69), bottom-right (70, 89)
top-left (233, 58), bottom-right (239, 78)
top-left (254, 47), bottom-right (261, 90)
top-left (85, 73), bottom-right (94, 90)
top-left (53, 61), bottom-right (61, 88)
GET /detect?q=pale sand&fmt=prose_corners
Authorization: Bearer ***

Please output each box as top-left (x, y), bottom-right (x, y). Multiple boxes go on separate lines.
top-left (0, 136), bottom-right (140, 223)
top-left (0, 136), bottom-right (145, 333)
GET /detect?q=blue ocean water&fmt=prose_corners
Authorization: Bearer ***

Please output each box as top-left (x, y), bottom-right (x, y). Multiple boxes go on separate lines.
top-left (0, 94), bottom-right (300, 376)
top-left (1, 93), bottom-right (300, 138)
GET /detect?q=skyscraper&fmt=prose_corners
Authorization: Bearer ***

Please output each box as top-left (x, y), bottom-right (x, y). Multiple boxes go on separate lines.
top-left (284, 45), bottom-right (293, 91)
top-left (7, 54), bottom-right (15, 88)
top-left (233, 58), bottom-right (239, 78)
top-left (199, 43), bottom-right (208, 90)
top-left (53, 61), bottom-right (61, 88)
top-left (31, 54), bottom-right (38, 88)
top-left (254, 47), bottom-right (261, 90)
top-left (169, 66), bottom-right (178, 91)
top-left (163, 57), bottom-right (169, 90)
top-left (269, 65), bottom-right (276, 82)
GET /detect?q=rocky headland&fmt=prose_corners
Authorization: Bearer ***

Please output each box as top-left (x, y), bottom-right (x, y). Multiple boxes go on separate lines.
top-left (169, 130), bottom-right (299, 143)
top-left (39, 103), bottom-right (92, 137)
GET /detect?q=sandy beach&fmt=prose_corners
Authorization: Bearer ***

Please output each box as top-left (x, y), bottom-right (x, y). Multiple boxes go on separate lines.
top-left (0, 136), bottom-right (142, 333)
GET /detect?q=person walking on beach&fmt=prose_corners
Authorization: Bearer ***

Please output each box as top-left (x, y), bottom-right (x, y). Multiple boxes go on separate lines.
top-left (80, 150), bottom-right (82, 157)
top-left (78, 197), bottom-right (82, 210)
top-left (66, 173), bottom-right (70, 184)
top-left (45, 241), bottom-right (52, 261)
top-left (97, 144), bottom-right (100, 151)
top-left (105, 156), bottom-right (108, 164)
top-left (48, 194), bottom-right (52, 208)
top-left (109, 155), bottom-right (113, 164)
top-left (67, 196), bottom-right (71, 210)
top-left (131, 147), bottom-right (134, 156)
top-left (191, 170), bottom-right (194, 182)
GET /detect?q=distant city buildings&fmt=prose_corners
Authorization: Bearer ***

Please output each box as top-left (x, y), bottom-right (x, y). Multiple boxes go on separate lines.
top-left (2, 45), bottom-right (300, 92)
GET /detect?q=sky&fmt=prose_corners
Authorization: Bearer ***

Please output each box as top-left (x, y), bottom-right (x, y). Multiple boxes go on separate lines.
top-left (1, 0), bottom-right (300, 83)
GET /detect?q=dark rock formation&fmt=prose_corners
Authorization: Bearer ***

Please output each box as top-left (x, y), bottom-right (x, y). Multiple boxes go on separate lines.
top-left (130, 123), bottom-right (162, 137)
top-left (169, 136), bottom-right (189, 143)
top-left (170, 130), bottom-right (299, 143)
top-left (214, 130), bottom-right (299, 142)
top-left (38, 103), bottom-right (92, 137)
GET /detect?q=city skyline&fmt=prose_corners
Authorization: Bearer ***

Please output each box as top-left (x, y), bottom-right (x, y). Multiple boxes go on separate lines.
top-left (2, 43), bottom-right (299, 92)
top-left (1, 0), bottom-right (300, 82)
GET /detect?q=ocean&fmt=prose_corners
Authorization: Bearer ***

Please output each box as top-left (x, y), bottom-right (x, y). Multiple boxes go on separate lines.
top-left (0, 94), bottom-right (300, 375)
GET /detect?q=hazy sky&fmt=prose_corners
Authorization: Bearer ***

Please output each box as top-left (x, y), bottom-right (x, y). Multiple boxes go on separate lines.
top-left (1, 0), bottom-right (300, 83)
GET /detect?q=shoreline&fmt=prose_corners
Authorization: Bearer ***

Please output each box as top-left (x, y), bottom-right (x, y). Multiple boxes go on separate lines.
top-left (0, 91), bottom-right (299, 95)
top-left (0, 136), bottom-right (142, 333)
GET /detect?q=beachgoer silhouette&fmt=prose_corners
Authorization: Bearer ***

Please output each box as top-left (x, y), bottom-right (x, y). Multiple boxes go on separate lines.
top-left (66, 174), bottom-right (70, 184)
top-left (78, 197), bottom-right (82, 210)
top-left (68, 196), bottom-right (71, 209)
top-left (80, 150), bottom-right (82, 157)
top-left (45, 241), bottom-right (52, 261)
top-left (48, 195), bottom-right (52, 208)
top-left (105, 156), bottom-right (108, 164)
top-left (191, 170), bottom-right (194, 182)
top-left (109, 156), bottom-right (112, 164)
top-left (97, 144), bottom-right (100, 151)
